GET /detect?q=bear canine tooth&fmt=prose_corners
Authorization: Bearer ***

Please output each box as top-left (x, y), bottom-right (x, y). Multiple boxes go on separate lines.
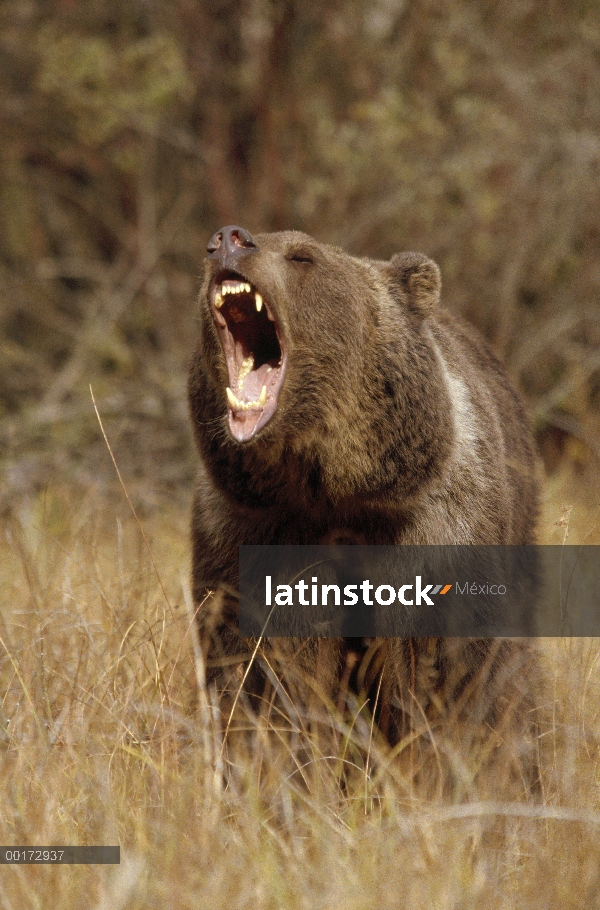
top-left (226, 387), bottom-right (242, 409)
top-left (255, 292), bottom-right (263, 312)
top-left (215, 291), bottom-right (223, 308)
top-left (258, 385), bottom-right (267, 406)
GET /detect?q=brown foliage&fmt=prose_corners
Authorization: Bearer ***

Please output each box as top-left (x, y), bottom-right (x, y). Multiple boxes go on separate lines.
top-left (1, 0), bottom-right (599, 502)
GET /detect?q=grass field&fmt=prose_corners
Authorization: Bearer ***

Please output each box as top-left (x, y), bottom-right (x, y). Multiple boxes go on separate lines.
top-left (1, 471), bottom-right (600, 909)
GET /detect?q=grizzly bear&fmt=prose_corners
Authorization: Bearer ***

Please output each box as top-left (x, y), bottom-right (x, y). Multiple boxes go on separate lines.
top-left (188, 225), bottom-right (540, 781)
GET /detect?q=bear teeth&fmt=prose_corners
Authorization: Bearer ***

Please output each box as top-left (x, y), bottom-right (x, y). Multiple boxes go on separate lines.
top-left (220, 281), bottom-right (251, 296)
top-left (226, 385), bottom-right (267, 411)
top-left (215, 282), bottom-right (263, 311)
top-left (237, 355), bottom-right (255, 391)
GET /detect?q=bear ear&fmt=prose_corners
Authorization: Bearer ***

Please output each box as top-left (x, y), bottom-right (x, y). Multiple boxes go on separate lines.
top-left (386, 251), bottom-right (441, 316)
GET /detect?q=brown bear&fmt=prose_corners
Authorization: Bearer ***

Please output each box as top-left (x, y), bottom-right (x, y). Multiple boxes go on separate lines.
top-left (188, 225), bottom-right (540, 784)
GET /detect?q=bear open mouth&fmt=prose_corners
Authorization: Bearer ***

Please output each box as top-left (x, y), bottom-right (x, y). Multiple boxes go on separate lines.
top-left (211, 270), bottom-right (285, 442)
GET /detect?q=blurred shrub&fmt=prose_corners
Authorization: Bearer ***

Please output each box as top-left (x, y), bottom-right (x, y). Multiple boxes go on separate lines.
top-left (37, 30), bottom-right (191, 145)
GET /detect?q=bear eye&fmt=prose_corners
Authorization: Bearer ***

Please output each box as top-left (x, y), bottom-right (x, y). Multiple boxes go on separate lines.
top-left (287, 251), bottom-right (314, 264)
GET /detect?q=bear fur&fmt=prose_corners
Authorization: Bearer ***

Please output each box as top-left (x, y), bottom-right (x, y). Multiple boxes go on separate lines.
top-left (187, 226), bottom-right (540, 780)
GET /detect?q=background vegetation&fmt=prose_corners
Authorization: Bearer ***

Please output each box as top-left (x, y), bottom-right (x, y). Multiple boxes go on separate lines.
top-left (2, 0), bottom-right (600, 504)
top-left (2, 0), bottom-right (600, 906)
top-left (1, 487), bottom-right (600, 908)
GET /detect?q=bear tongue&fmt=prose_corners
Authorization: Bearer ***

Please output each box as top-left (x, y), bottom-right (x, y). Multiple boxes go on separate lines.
top-left (238, 368), bottom-right (265, 402)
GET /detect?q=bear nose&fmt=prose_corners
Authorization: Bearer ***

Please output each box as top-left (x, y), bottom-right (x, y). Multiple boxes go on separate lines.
top-left (207, 226), bottom-right (258, 267)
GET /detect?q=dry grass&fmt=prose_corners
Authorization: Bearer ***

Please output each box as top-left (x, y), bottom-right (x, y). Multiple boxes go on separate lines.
top-left (1, 476), bottom-right (600, 909)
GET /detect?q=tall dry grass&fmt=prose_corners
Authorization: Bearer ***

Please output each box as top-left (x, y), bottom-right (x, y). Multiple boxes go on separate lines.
top-left (1, 476), bottom-right (600, 908)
